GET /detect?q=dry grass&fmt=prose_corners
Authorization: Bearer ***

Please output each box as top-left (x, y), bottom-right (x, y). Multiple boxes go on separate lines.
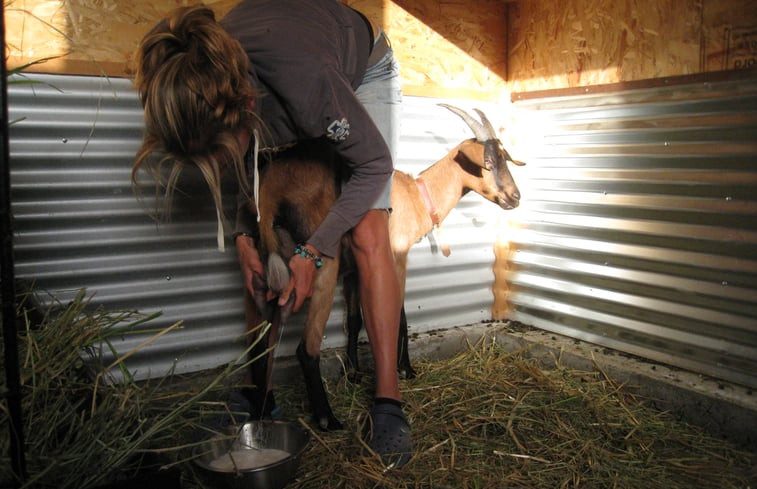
top-left (277, 336), bottom-right (754, 489)
top-left (2, 292), bottom-right (753, 488)
top-left (0, 289), bottom-right (262, 489)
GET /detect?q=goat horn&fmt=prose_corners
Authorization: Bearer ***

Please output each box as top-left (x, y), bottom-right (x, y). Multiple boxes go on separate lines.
top-left (473, 108), bottom-right (498, 140)
top-left (438, 103), bottom-right (489, 142)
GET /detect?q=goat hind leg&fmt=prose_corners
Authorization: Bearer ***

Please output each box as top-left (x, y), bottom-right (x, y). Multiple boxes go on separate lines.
top-left (243, 293), bottom-right (279, 418)
top-left (298, 258), bottom-right (343, 431)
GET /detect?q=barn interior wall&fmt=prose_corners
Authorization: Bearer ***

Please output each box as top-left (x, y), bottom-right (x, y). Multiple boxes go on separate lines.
top-left (507, 0), bottom-right (757, 92)
top-left (4, 0), bottom-right (509, 100)
top-left (7, 1), bottom-right (756, 99)
top-left (5, 1), bottom-right (756, 386)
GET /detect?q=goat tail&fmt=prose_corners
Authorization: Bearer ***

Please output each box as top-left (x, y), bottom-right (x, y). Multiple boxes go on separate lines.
top-left (267, 252), bottom-right (290, 294)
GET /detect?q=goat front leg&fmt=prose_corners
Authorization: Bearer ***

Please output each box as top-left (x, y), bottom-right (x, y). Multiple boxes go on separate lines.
top-left (394, 253), bottom-right (415, 379)
top-left (297, 257), bottom-right (343, 431)
top-left (397, 307), bottom-right (415, 379)
top-left (343, 267), bottom-right (363, 383)
top-left (345, 268), bottom-right (415, 381)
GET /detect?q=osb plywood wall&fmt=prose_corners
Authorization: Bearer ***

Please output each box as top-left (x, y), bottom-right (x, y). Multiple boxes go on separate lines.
top-left (5, 0), bottom-right (238, 76)
top-left (345, 0), bottom-right (508, 99)
top-left (6, 0), bottom-right (756, 98)
top-left (4, 0), bottom-right (509, 100)
top-left (508, 0), bottom-right (757, 92)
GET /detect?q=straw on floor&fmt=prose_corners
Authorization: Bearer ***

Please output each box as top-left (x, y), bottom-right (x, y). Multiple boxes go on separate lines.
top-left (0, 289), bottom-right (264, 489)
top-left (276, 334), bottom-right (754, 489)
top-left (2, 290), bottom-right (753, 489)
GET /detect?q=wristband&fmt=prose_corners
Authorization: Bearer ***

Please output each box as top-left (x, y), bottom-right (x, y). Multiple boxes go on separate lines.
top-left (294, 244), bottom-right (323, 269)
top-left (233, 231), bottom-right (254, 242)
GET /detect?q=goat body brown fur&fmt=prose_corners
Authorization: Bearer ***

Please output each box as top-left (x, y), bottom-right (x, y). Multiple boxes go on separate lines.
top-left (249, 140), bottom-right (344, 430)
top-left (249, 106), bottom-right (522, 429)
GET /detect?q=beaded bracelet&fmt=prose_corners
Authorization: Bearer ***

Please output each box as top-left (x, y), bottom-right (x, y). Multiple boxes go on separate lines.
top-left (294, 244), bottom-right (323, 269)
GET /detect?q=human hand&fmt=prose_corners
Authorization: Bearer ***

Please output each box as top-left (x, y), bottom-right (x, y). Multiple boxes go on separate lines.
top-left (235, 234), bottom-right (266, 298)
top-left (278, 244), bottom-right (321, 312)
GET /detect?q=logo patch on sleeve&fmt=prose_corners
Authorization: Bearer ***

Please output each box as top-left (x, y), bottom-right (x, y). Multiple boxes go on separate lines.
top-left (326, 118), bottom-right (350, 142)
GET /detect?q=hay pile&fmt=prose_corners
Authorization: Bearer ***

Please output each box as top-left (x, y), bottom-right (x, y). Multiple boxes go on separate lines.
top-left (2, 292), bottom-right (753, 488)
top-left (279, 336), bottom-right (754, 489)
top-left (0, 289), bottom-right (260, 489)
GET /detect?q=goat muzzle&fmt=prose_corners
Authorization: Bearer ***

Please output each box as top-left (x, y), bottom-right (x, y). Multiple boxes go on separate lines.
top-left (498, 188), bottom-right (521, 210)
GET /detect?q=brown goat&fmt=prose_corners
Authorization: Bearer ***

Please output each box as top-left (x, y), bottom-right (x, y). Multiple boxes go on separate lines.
top-left (249, 105), bottom-right (523, 431)
top-left (249, 140), bottom-right (344, 430)
top-left (344, 104), bottom-right (524, 380)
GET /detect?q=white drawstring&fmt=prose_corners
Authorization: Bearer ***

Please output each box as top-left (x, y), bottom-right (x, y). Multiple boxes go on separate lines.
top-left (217, 129), bottom-right (261, 252)
top-left (253, 128), bottom-right (261, 223)
top-left (216, 208), bottom-right (225, 252)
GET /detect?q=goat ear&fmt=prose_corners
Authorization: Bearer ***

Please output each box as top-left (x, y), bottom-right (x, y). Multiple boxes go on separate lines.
top-left (501, 146), bottom-right (526, 167)
top-left (456, 140), bottom-right (490, 170)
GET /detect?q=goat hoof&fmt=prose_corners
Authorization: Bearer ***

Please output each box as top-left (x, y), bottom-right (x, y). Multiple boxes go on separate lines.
top-left (398, 365), bottom-right (416, 380)
top-left (347, 369), bottom-right (363, 384)
top-left (315, 414), bottom-right (343, 431)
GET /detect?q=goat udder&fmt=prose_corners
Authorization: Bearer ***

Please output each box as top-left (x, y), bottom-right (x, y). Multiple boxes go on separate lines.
top-left (267, 253), bottom-right (290, 293)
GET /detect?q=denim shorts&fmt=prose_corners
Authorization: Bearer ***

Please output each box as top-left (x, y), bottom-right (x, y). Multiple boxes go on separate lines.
top-left (355, 30), bottom-right (402, 210)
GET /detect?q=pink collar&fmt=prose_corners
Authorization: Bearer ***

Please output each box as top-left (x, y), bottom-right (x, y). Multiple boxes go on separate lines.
top-left (415, 177), bottom-right (440, 227)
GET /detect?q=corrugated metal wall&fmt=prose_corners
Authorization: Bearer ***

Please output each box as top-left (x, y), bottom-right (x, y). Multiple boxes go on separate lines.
top-left (507, 75), bottom-right (757, 389)
top-left (7, 73), bottom-right (501, 380)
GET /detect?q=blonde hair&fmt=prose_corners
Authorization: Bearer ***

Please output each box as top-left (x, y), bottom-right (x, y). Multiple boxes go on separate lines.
top-left (132, 4), bottom-right (259, 245)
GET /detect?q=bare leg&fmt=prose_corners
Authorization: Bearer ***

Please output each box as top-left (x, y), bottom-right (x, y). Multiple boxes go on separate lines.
top-left (350, 209), bottom-right (402, 401)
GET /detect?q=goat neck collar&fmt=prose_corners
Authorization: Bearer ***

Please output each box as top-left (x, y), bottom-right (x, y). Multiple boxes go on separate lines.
top-left (415, 177), bottom-right (451, 257)
top-left (415, 177), bottom-right (440, 227)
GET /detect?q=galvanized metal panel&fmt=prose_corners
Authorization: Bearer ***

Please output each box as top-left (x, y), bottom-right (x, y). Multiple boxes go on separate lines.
top-left (509, 76), bottom-right (757, 388)
top-left (7, 74), bottom-right (502, 379)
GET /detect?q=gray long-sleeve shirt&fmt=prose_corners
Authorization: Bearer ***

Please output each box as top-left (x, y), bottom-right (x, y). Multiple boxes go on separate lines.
top-left (222, 0), bottom-right (393, 257)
